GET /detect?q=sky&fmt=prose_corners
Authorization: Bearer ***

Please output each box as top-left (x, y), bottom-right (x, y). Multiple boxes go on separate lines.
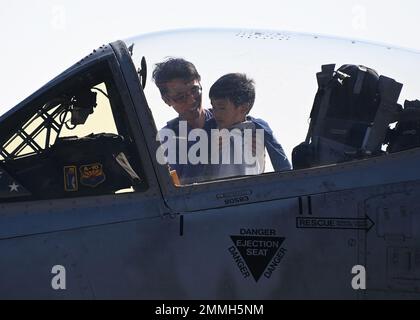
top-left (0, 0), bottom-right (419, 113)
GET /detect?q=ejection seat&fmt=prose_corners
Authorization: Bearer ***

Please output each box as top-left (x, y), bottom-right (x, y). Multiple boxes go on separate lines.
top-left (292, 64), bottom-right (403, 170)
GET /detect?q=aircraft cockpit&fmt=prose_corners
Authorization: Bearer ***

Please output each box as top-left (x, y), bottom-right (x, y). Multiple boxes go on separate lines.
top-left (0, 59), bottom-right (147, 201)
top-left (2, 29), bottom-right (420, 202)
top-left (127, 29), bottom-right (420, 185)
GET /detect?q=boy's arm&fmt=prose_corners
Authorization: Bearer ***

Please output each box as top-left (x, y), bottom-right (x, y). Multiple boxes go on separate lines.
top-left (248, 116), bottom-right (292, 171)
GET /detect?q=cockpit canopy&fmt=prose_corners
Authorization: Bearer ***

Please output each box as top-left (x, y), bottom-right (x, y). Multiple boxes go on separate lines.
top-left (2, 28), bottom-right (420, 202)
top-left (126, 29), bottom-right (420, 170)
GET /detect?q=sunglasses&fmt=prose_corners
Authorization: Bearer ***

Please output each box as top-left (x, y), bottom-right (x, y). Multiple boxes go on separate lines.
top-left (166, 84), bottom-right (202, 103)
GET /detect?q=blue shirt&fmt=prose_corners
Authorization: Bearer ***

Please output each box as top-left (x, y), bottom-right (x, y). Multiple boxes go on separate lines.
top-left (205, 113), bottom-right (292, 172)
top-left (163, 109), bottom-right (214, 184)
top-left (247, 116), bottom-right (292, 171)
top-left (162, 109), bottom-right (292, 184)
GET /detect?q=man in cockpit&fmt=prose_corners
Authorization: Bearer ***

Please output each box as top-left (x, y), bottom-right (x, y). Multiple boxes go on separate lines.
top-left (152, 58), bottom-right (291, 184)
top-left (153, 58), bottom-right (214, 184)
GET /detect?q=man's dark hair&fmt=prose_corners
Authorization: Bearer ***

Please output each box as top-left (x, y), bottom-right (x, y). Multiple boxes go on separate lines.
top-left (209, 73), bottom-right (256, 111)
top-left (152, 58), bottom-right (201, 96)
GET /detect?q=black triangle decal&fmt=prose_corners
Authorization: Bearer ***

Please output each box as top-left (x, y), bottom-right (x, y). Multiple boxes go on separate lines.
top-left (231, 236), bottom-right (285, 282)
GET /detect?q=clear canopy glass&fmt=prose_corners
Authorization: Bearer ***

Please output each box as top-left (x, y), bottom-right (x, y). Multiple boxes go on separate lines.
top-left (126, 28), bottom-right (420, 171)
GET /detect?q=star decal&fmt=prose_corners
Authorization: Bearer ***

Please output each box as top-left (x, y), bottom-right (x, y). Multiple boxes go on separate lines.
top-left (9, 182), bottom-right (20, 192)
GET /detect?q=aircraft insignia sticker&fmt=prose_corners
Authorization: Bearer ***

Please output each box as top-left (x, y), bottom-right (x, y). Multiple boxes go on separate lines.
top-left (80, 163), bottom-right (106, 188)
top-left (0, 170), bottom-right (31, 198)
top-left (229, 228), bottom-right (287, 282)
top-left (64, 166), bottom-right (78, 192)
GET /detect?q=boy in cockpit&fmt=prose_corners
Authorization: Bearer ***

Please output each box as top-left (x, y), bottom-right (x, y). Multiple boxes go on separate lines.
top-left (207, 73), bottom-right (267, 179)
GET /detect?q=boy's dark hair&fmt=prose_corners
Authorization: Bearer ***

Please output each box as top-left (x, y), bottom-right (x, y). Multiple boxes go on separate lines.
top-left (209, 73), bottom-right (256, 111)
top-left (152, 58), bottom-right (201, 96)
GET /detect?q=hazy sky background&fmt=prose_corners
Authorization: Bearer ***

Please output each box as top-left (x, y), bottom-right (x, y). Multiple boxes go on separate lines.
top-left (0, 0), bottom-right (419, 113)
